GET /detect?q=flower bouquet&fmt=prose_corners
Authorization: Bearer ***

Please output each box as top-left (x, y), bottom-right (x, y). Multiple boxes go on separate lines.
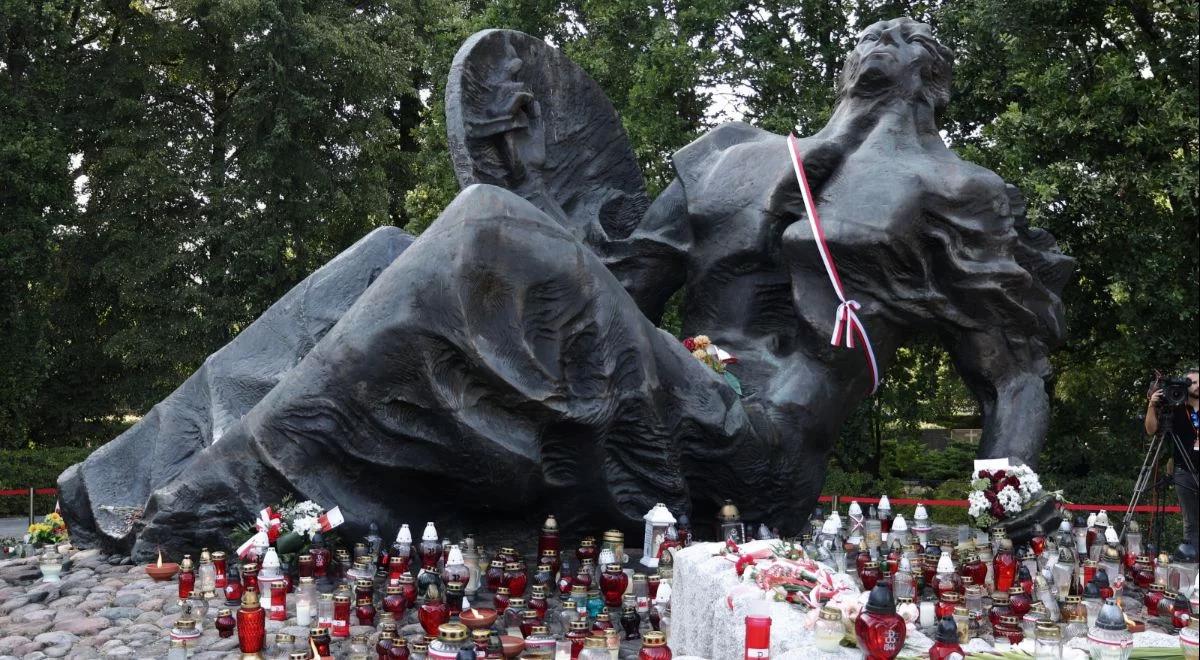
top-left (967, 465), bottom-right (1061, 544)
top-left (230, 495), bottom-right (342, 559)
top-left (683, 334), bottom-right (742, 394)
top-left (27, 512), bottom-right (68, 546)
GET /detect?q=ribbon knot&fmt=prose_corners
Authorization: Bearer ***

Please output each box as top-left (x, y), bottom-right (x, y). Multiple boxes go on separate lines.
top-left (832, 300), bottom-right (862, 348)
top-left (787, 134), bottom-right (880, 394)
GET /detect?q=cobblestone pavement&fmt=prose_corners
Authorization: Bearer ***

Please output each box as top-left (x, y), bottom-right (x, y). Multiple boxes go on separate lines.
top-left (0, 549), bottom-right (650, 659)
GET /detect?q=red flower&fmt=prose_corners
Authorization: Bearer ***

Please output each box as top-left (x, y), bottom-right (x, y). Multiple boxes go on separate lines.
top-left (683, 337), bottom-right (696, 351)
top-left (984, 490), bottom-right (998, 503)
top-left (735, 554), bottom-right (757, 577)
top-left (725, 538), bottom-right (740, 554)
top-left (1004, 476), bottom-right (1021, 490)
top-left (978, 470), bottom-right (992, 479)
top-left (993, 469), bottom-right (1007, 480)
top-left (990, 502), bottom-right (1006, 519)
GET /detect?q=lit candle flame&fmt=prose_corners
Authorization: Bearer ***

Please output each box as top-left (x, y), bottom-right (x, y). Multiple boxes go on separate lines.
top-left (156, 549), bottom-right (163, 568)
top-left (469, 608), bottom-right (479, 617)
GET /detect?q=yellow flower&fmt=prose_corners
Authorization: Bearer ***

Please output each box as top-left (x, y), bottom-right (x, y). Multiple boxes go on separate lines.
top-left (693, 335), bottom-right (711, 349)
top-left (691, 349), bottom-right (708, 361)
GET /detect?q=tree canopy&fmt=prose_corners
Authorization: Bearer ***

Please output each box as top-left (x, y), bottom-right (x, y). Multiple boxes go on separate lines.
top-left (2, 0), bottom-right (1196, 489)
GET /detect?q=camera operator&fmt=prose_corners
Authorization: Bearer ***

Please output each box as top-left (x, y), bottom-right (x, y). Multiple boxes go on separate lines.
top-left (1144, 367), bottom-right (1199, 560)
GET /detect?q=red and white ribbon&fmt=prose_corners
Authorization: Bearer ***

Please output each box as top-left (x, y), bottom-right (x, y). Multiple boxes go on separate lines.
top-left (317, 506), bottom-right (344, 533)
top-left (786, 134), bottom-right (880, 394)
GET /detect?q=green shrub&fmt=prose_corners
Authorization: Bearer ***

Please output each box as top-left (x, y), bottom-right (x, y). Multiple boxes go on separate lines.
top-left (0, 446), bottom-right (92, 518)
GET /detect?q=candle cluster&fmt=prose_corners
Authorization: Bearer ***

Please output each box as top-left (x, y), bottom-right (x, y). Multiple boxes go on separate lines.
top-left (794, 500), bottom-right (1199, 659)
top-left (159, 503), bottom-right (703, 659)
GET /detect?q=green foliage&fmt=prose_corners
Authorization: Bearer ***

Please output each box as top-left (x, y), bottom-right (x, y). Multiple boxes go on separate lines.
top-left (1, 0), bottom-right (1195, 536)
top-left (0, 446), bottom-right (93, 516)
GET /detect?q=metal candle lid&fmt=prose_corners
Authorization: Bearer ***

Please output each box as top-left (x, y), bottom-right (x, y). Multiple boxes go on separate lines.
top-left (437, 622), bottom-right (468, 642)
top-left (864, 584), bottom-right (896, 615)
top-left (642, 631), bottom-right (667, 646)
top-left (934, 616), bottom-right (959, 643)
top-left (718, 500), bottom-right (741, 521)
top-left (819, 606), bottom-right (843, 621)
top-left (1095, 601), bottom-right (1128, 631)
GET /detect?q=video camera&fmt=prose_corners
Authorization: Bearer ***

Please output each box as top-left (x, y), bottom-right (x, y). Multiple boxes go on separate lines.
top-left (1154, 373), bottom-right (1193, 408)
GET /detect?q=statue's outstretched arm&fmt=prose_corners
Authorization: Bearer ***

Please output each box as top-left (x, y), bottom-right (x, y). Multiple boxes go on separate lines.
top-left (945, 330), bottom-right (1054, 466)
top-left (932, 184), bottom-right (1073, 467)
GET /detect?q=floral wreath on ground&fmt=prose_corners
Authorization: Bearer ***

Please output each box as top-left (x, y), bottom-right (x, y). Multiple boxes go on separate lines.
top-left (967, 465), bottom-right (1044, 531)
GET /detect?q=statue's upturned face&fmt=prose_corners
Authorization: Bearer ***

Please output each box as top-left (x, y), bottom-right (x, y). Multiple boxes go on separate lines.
top-left (847, 18), bottom-right (943, 98)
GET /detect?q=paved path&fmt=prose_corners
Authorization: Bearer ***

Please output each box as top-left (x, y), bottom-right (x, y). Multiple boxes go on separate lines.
top-left (0, 516), bottom-right (29, 540)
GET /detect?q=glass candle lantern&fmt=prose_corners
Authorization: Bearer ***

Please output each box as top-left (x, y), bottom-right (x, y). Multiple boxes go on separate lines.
top-left (418, 584), bottom-right (449, 636)
top-left (577, 634), bottom-right (609, 660)
top-left (855, 585), bottom-right (905, 660)
top-left (1169, 561), bottom-right (1200, 597)
top-left (714, 504), bottom-right (744, 545)
top-left (864, 518), bottom-right (883, 550)
top-left (308, 627), bottom-right (331, 657)
top-left (1051, 548), bottom-right (1076, 599)
top-left (503, 561), bottom-right (527, 596)
top-left (995, 614), bottom-right (1024, 645)
top-left (1022, 609), bottom-right (1043, 639)
top-left (197, 548), bottom-right (216, 598)
top-left (1034, 621), bottom-right (1063, 659)
top-left (935, 591), bottom-right (961, 621)
top-left (237, 588), bottom-right (266, 655)
top-left (331, 593), bottom-right (351, 638)
top-left (744, 613), bottom-right (771, 660)
top-left (878, 495), bottom-right (893, 538)
top-left (1087, 600), bottom-right (1133, 660)
top-left (178, 554), bottom-right (195, 599)
top-left (576, 537), bottom-right (598, 565)
top-left (890, 514), bottom-right (908, 548)
top-left (419, 522), bottom-right (441, 570)
top-left (1180, 618), bottom-right (1199, 660)
top-left (270, 580), bottom-right (288, 621)
top-left (1008, 586), bottom-right (1032, 618)
top-left (525, 625), bottom-right (557, 656)
top-left (602, 529), bottom-right (625, 566)
top-left (897, 597), bottom-right (919, 626)
top-left (963, 585), bottom-right (983, 619)
top-left (441, 545), bottom-right (470, 587)
top-left (633, 574), bottom-right (650, 615)
top-left (919, 594), bottom-right (938, 629)
top-left (929, 616), bottom-right (964, 660)
top-left (429, 622), bottom-right (469, 660)
top-left (913, 503), bottom-right (931, 547)
top-left (214, 607), bottom-right (236, 638)
top-left (295, 576), bottom-right (316, 626)
top-left (860, 561), bottom-right (883, 591)
top-left (1072, 514), bottom-right (1089, 555)
top-left (445, 581), bottom-right (464, 618)
top-left (638, 630), bottom-right (671, 660)
top-left (493, 585), bottom-right (511, 615)
top-left (893, 557), bottom-right (916, 600)
top-left (1156, 551), bottom-right (1172, 586)
top-left (641, 503), bottom-right (676, 568)
top-left (600, 564), bottom-right (629, 607)
top-left (814, 606), bottom-right (844, 652)
top-left (1083, 581), bottom-right (1103, 627)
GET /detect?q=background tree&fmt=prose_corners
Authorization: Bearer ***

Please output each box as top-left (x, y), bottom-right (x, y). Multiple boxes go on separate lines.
top-left (1, 0), bottom-right (1196, 536)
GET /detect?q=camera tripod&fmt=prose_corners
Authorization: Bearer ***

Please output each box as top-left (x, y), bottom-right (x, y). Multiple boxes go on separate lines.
top-left (1119, 427), bottom-right (1196, 544)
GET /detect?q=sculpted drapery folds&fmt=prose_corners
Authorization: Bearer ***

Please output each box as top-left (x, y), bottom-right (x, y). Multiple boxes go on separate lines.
top-left (60, 19), bottom-right (1072, 557)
